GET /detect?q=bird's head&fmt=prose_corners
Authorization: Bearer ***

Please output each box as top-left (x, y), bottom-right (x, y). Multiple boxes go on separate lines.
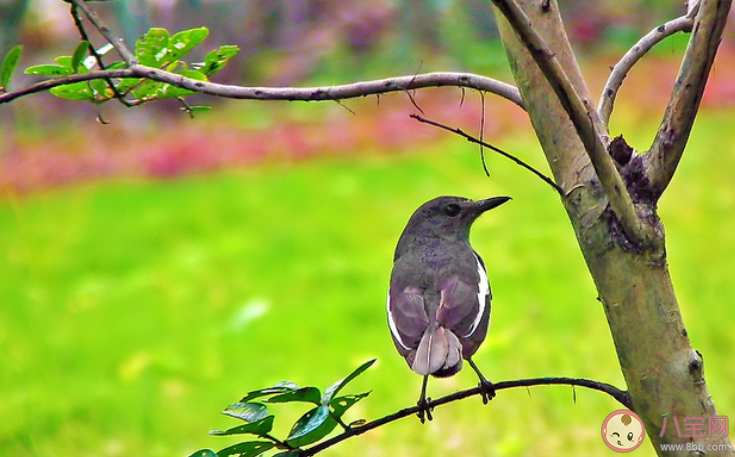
top-left (397, 195), bottom-right (511, 252)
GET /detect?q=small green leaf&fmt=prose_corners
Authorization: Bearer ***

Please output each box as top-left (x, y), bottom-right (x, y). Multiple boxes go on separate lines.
top-left (285, 405), bottom-right (338, 448)
top-left (209, 415), bottom-right (274, 437)
top-left (330, 392), bottom-right (371, 417)
top-left (187, 105), bottom-right (212, 114)
top-left (90, 79), bottom-right (112, 99)
top-left (168, 27), bottom-right (209, 62)
top-left (54, 56), bottom-right (73, 71)
top-left (158, 69), bottom-right (207, 98)
top-left (188, 450), bottom-right (217, 457)
top-left (322, 359), bottom-right (375, 406)
top-left (132, 78), bottom-right (163, 100)
top-left (72, 41), bottom-right (89, 72)
top-left (49, 81), bottom-right (94, 100)
top-left (222, 402), bottom-right (269, 423)
top-left (265, 387), bottom-right (321, 405)
top-left (1, 45), bottom-right (23, 90)
top-left (200, 45), bottom-right (239, 75)
top-left (136, 27), bottom-right (170, 67)
top-left (216, 441), bottom-right (275, 457)
top-left (24, 64), bottom-right (71, 76)
top-left (239, 381), bottom-right (301, 403)
top-left (272, 452), bottom-right (302, 457)
top-left (106, 61), bottom-right (127, 70)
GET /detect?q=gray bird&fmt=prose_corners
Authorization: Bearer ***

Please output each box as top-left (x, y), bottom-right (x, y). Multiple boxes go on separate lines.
top-left (387, 195), bottom-right (510, 421)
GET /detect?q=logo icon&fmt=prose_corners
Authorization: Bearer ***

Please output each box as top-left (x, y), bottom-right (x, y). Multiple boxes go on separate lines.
top-left (602, 409), bottom-right (645, 452)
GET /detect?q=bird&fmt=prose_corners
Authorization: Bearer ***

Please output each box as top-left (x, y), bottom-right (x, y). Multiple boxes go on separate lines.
top-left (387, 195), bottom-right (510, 422)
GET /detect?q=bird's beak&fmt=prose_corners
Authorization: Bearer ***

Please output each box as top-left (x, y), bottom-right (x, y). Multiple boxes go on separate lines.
top-left (474, 196), bottom-right (511, 213)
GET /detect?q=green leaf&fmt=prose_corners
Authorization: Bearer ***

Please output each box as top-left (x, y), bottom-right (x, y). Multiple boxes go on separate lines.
top-left (168, 27), bottom-right (209, 62)
top-left (330, 392), bottom-right (371, 417)
top-left (264, 387), bottom-right (321, 405)
top-left (72, 41), bottom-right (89, 72)
top-left (136, 27), bottom-right (170, 67)
top-left (106, 61), bottom-right (127, 70)
top-left (158, 69), bottom-right (207, 98)
top-left (285, 405), bottom-right (338, 448)
top-left (209, 415), bottom-right (274, 437)
top-left (200, 45), bottom-right (239, 76)
top-left (131, 78), bottom-right (163, 101)
top-left (49, 81), bottom-right (94, 101)
top-left (272, 452), bottom-right (302, 457)
top-left (188, 450), bottom-right (217, 457)
top-left (1, 45), bottom-right (23, 90)
top-left (239, 381), bottom-right (301, 403)
top-left (222, 402), bottom-right (269, 423)
top-left (187, 105), bottom-right (212, 114)
top-left (24, 64), bottom-right (71, 76)
top-left (55, 56), bottom-right (73, 71)
top-left (216, 441), bottom-right (275, 457)
top-left (90, 79), bottom-right (111, 99)
top-left (321, 359), bottom-right (375, 406)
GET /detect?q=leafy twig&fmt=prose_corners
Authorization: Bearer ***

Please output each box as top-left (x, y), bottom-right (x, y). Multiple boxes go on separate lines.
top-left (410, 113), bottom-right (564, 196)
top-left (300, 376), bottom-right (630, 457)
top-left (66, 0), bottom-right (137, 65)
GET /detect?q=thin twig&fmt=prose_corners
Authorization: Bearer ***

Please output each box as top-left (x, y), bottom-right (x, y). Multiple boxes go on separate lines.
top-left (411, 114), bottom-right (564, 196)
top-left (646, 0), bottom-right (732, 198)
top-left (301, 377), bottom-right (630, 456)
top-left (68, 2), bottom-right (132, 107)
top-left (0, 69), bottom-right (524, 108)
top-left (490, 0), bottom-right (651, 246)
top-left (479, 91), bottom-right (489, 176)
top-left (598, 15), bottom-right (694, 127)
top-left (66, 0), bottom-right (137, 65)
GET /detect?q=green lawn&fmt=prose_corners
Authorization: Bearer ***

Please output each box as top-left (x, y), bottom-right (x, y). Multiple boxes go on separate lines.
top-left (1, 110), bottom-right (733, 457)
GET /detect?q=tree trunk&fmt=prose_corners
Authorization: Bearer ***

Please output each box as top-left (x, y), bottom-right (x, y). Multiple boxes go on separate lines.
top-left (493, 0), bottom-right (734, 455)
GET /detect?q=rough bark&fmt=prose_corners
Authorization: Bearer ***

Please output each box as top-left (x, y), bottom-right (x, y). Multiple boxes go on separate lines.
top-left (493, 0), bottom-right (733, 455)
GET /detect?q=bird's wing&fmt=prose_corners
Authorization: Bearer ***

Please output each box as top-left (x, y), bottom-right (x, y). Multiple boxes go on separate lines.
top-left (387, 285), bottom-right (429, 356)
top-left (436, 252), bottom-right (491, 341)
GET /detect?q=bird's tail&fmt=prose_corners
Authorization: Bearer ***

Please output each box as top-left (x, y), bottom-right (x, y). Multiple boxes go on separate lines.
top-left (411, 326), bottom-right (463, 377)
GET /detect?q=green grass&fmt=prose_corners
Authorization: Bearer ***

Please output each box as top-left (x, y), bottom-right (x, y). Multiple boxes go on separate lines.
top-left (1, 110), bottom-right (734, 457)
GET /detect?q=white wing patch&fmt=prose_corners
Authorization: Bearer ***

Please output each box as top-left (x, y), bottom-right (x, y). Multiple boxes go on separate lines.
top-left (464, 253), bottom-right (489, 338)
top-left (387, 291), bottom-right (410, 350)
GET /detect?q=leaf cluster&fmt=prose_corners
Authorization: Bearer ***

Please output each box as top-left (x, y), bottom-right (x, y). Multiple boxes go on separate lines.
top-left (190, 359), bottom-right (375, 457)
top-left (0, 26), bottom-right (238, 108)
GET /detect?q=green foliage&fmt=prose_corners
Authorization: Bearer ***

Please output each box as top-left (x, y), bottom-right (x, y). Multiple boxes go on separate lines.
top-left (192, 359), bottom-right (374, 457)
top-left (18, 26), bottom-right (238, 107)
top-left (0, 45), bottom-right (23, 91)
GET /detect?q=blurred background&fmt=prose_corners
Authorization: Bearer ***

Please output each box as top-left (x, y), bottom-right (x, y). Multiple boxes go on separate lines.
top-left (1, 1), bottom-right (734, 456)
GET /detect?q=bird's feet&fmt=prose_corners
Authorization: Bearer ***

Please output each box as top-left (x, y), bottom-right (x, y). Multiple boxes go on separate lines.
top-left (478, 379), bottom-right (496, 405)
top-left (416, 396), bottom-right (434, 423)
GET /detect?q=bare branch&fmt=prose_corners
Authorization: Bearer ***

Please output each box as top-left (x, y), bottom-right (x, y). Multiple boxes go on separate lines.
top-left (490, 0), bottom-right (651, 246)
top-left (0, 67), bottom-right (523, 108)
top-left (66, 0), bottom-right (137, 65)
top-left (410, 114), bottom-right (563, 196)
top-left (301, 376), bottom-right (630, 457)
top-left (646, 0), bottom-right (732, 197)
top-left (598, 15), bottom-right (694, 127)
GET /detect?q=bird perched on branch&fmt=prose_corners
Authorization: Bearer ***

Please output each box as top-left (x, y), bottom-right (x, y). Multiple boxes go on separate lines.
top-left (387, 195), bottom-right (510, 422)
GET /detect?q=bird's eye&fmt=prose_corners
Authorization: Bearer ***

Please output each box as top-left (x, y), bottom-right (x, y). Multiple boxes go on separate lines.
top-left (444, 204), bottom-right (461, 217)
top-left (627, 432), bottom-right (634, 441)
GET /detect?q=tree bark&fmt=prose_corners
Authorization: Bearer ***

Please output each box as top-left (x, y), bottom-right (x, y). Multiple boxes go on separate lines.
top-left (493, 0), bottom-right (733, 455)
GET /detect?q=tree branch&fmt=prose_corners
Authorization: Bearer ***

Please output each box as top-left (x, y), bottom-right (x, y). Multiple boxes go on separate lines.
top-left (0, 67), bottom-right (524, 108)
top-left (490, 0), bottom-right (652, 247)
top-left (598, 15), bottom-right (695, 127)
top-left (410, 113), bottom-right (564, 196)
top-left (646, 0), bottom-right (732, 198)
top-left (301, 377), bottom-right (630, 457)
